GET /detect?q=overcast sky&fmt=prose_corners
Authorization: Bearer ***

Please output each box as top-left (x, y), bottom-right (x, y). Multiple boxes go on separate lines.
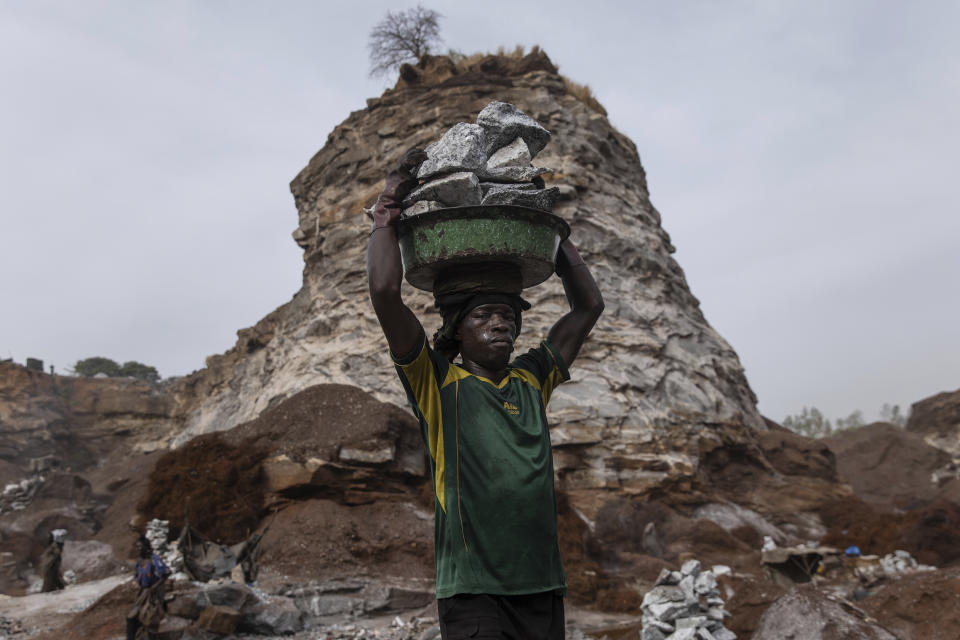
top-left (2, 0), bottom-right (957, 424)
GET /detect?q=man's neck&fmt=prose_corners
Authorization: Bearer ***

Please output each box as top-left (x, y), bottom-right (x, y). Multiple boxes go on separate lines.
top-left (460, 358), bottom-right (509, 384)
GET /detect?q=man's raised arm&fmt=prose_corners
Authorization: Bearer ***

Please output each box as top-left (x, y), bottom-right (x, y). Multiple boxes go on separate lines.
top-left (366, 149), bottom-right (428, 359)
top-left (546, 239), bottom-right (604, 367)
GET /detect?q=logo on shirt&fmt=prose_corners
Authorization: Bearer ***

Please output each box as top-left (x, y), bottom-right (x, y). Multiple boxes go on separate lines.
top-left (503, 401), bottom-right (520, 416)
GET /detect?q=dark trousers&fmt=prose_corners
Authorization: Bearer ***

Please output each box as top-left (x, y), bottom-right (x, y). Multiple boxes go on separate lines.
top-left (126, 616), bottom-right (141, 640)
top-left (438, 592), bottom-right (564, 640)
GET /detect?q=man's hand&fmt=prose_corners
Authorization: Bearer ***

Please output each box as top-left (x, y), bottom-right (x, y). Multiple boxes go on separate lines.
top-left (555, 238), bottom-right (586, 278)
top-left (371, 147), bottom-right (428, 231)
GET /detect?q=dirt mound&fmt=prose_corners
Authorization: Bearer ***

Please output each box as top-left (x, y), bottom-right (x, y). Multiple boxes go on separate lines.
top-left (256, 498), bottom-right (433, 588)
top-left (907, 387), bottom-right (960, 442)
top-left (224, 383), bottom-right (419, 462)
top-left (819, 496), bottom-right (960, 566)
top-left (88, 449), bottom-right (165, 559)
top-left (824, 422), bottom-right (950, 508)
top-left (859, 566), bottom-right (960, 640)
top-left (758, 419), bottom-right (837, 481)
top-left (138, 434), bottom-right (267, 545)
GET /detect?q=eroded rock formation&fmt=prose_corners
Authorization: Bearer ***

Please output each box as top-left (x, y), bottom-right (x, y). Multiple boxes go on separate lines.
top-left (167, 51), bottom-right (765, 533)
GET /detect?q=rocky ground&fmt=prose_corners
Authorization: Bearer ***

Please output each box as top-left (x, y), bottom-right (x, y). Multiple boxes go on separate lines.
top-left (2, 49), bottom-right (959, 639)
top-left (0, 374), bottom-right (957, 639)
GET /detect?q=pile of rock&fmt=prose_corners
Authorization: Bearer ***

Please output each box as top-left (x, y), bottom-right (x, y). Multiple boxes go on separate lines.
top-left (879, 549), bottom-right (935, 574)
top-left (401, 101), bottom-right (559, 215)
top-left (145, 518), bottom-right (184, 573)
top-left (641, 560), bottom-right (736, 640)
top-left (0, 474), bottom-right (43, 513)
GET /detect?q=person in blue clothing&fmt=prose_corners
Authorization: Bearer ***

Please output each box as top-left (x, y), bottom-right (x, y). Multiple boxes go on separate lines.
top-left (126, 535), bottom-right (170, 640)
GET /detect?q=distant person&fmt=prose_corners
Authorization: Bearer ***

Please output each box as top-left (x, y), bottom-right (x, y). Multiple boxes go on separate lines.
top-left (367, 149), bottom-right (604, 639)
top-left (126, 535), bottom-right (170, 640)
top-left (40, 532), bottom-right (65, 592)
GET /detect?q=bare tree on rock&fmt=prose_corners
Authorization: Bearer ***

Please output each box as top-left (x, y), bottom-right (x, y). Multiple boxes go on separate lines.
top-left (368, 5), bottom-right (443, 77)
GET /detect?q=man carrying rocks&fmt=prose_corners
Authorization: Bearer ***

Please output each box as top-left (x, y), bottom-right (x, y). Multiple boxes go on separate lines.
top-left (367, 149), bottom-right (604, 639)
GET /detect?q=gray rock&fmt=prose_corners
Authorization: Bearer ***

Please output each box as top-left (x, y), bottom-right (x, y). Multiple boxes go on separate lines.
top-left (476, 101), bottom-right (551, 157)
top-left (204, 583), bottom-right (259, 611)
top-left (694, 572), bottom-right (717, 595)
top-left (405, 172), bottom-right (482, 207)
top-left (643, 585), bottom-right (686, 607)
top-left (417, 123), bottom-right (487, 179)
top-left (678, 575), bottom-right (696, 603)
top-left (676, 616), bottom-right (707, 629)
top-left (644, 618), bottom-right (675, 633)
top-left (681, 559), bottom-right (702, 577)
top-left (696, 628), bottom-right (717, 640)
top-left (243, 598), bottom-right (304, 635)
top-left (402, 200), bottom-right (443, 217)
top-left (706, 606), bottom-right (728, 621)
top-left (666, 628), bottom-right (698, 640)
top-left (655, 568), bottom-right (681, 586)
top-left (753, 586), bottom-right (896, 640)
top-left (479, 182), bottom-right (537, 197)
top-left (486, 136), bottom-right (531, 169)
top-left (480, 185), bottom-right (559, 211)
top-left (642, 627), bottom-right (667, 640)
top-left (710, 628), bottom-right (737, 640)
top-left (479, 165), bottom-right (549, 183)
top-left (645, 601), bottom-right (689, 622)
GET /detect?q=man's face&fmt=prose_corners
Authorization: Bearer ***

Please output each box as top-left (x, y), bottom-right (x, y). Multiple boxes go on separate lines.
top-left (456, 303), bottom-right (517, 368)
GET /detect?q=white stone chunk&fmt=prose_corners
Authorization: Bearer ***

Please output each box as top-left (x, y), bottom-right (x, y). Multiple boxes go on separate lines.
top-left (666, 628), bottom-right (698, 640)
top-left (643, 585), bottom-right (686, 607)
top-left (479, 165), bottom-right (549, 183)
top-left (681, 559), bottom-right (702, 577)
top-left (694, 572), bottom-right (717, 594)
top-left (477, 101), bottom-right (551, 157)
top-left (404, 172), bottom-right (482, 207)
top-left (710, 628), bottom-right (737, 640)
top-left (676, 616), bottom-right (707, 629)
top-left (486, 136), bottom-right (531, 169)
top-left (402, 200), bottom-right (443, 217)
top-left (480, 185), bottom-right (559, 211)
top-left (417, 123), bottom-right (487, 180)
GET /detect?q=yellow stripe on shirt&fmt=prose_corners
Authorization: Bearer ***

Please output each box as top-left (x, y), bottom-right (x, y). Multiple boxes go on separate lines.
top-left (398, 344), bottom-right (446, 513)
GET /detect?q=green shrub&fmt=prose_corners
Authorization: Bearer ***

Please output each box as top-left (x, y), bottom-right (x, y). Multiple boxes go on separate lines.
top-left (74, 357), bottom-right (160, 382)
top-left (74, 357), bottom-right (121, 378)
top-left (120, 361), bottom-right (160, 383)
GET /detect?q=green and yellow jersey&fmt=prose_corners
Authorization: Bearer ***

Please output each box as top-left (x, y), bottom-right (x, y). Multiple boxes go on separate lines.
top-left (393, 329), bottom-right (570, 598)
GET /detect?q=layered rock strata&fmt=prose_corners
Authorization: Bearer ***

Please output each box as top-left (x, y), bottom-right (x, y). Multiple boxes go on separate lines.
top-left (162, 51), bottom-right (765, 522)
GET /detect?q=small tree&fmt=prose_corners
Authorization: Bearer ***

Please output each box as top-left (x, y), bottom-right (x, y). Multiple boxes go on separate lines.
top-left (368, 5), bottom-right (443, 77)
top-left (880, 403), bottom-right (907, 427)
top-left (782, 406), bottom-right (833, 438)
top-left (74, 357), bottom-right (121, 378)
top-left (120, 361), bottom-right (160, 383)
top-left (834, 410), bottom-right (864, 432)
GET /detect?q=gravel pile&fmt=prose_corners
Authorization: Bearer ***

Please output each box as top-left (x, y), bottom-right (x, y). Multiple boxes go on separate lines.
top-left (641, 560), bottom-right (736, 640)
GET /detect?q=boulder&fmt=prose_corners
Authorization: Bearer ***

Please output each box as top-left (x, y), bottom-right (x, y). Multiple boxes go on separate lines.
top-left (196, 604), bottom-right (241, 634)
top-left (404, 172), bottom-right (482, 207)
top-left (476, 101), bottom-right (551, 157)
top-left (242, 597), bottom-right (304, 635)
top-left (753, 586), bottom-right (897, 639)
top-left (416, 123), bottom-right (487, 180)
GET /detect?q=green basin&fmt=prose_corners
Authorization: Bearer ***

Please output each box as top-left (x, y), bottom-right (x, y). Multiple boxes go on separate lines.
top-left (396, 205), bottom-right (571, 292)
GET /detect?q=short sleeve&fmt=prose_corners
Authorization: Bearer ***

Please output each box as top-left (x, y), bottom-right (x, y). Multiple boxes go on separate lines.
top-left (511, 340), bottom-right (570, 406)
